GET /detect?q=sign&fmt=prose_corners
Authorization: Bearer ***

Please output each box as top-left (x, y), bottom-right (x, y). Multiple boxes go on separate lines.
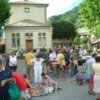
top-left (25, 33), bottom-right (33, 36)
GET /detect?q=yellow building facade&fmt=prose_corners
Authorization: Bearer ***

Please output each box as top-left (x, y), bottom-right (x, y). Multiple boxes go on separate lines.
top-left (5, 1), bottom-right (52, 53)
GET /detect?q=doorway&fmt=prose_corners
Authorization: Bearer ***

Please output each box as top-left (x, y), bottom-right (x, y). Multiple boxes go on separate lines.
top-left (26, 40), bottom-right (33, 52)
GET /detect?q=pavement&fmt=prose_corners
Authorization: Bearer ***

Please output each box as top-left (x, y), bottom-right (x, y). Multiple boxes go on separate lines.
top-left (17, 59), bottom-right (95, 100)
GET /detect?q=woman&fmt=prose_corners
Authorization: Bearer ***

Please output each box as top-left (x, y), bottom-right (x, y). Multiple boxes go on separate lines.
top-left (9, 52), bottom-right (18, 71)
top-left (92, 56), bottom-right (100, 100)
top-left (30, 55), bottom-right (44, 86)
top-left (58, 51), bottom-right (66, 80)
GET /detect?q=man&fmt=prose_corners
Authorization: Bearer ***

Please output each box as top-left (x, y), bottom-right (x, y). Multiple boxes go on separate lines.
top-left (0, 58), bottom-right (13, 100)
top-left (86, 53), bottom-right (96, 95)
top-left (25, 49), bottom-right (34, 81)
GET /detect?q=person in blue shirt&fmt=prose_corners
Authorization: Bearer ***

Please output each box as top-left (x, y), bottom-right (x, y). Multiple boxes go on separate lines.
top-left (0, 58), bottom-right (13, 100)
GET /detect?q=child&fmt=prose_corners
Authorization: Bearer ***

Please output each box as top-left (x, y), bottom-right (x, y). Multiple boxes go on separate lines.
top-left (41, 72), bottom-right (61, 93)
top-left (70, 57), bottom-right (76, 76)
top-left (31, 82), bottom-right (49, 96)
top-left (76, 72), bottom-right (84, 85)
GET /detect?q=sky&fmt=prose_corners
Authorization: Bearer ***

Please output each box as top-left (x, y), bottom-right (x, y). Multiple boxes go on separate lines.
top-left (10, 0), bottom-right (83, 17)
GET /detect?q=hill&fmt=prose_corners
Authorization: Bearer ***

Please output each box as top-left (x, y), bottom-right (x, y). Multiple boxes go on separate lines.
top-left (49, 6), bottom-right (80, 27)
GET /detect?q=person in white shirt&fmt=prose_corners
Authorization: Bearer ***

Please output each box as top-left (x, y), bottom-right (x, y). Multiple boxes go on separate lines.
top-left (49, 50), bottom-right (57, 71)
top-left (9, 52), bottom-right (18, 71)
top-left (86, 53), bottom-right (96, 95)
top-left (30, 55), bottom-right (44, 86)
top-left (79, 48), bottom-right (83, 57)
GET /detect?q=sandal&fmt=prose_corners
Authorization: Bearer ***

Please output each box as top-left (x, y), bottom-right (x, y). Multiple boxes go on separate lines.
top-left (88, 91), bottom-right (95, 95)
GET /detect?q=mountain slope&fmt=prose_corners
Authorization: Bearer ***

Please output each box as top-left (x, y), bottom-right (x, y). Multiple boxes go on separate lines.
top-left (49, 6), bottom-right (80, 27)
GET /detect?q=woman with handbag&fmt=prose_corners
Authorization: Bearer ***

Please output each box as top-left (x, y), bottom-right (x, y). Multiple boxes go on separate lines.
top-left (86, 53), bottom-right (96, 95)
top-left (92, 56), bottom-right (100, 100)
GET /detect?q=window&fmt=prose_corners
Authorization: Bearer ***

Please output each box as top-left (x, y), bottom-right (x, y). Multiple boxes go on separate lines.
top-left (38, 33), bottom-right (46, 47)
top-left (25, 7), bottom-right (30, 13)
top-left (12, 33), bottom-right (20, 47)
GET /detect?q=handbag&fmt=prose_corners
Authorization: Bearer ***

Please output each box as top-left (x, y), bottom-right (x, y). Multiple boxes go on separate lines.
top-left (8, 81), bottom-right (21, 100)
top-left (84, 73), bottom-right (91, 81)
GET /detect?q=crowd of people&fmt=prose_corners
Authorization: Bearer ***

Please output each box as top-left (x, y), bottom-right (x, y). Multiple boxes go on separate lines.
top-left (0, 47), bottom-right (100, 100)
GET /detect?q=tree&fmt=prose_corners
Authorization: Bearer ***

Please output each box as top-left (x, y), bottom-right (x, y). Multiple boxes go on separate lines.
top-left (79, 0), bottom-right (100, 36)
top-left (81, 37), bottom-right (89, 44)
top-left (74, 37), bottom-right (81, 45)
top-left (52, 21), bottom-right (77, 40)
top-left (0, 0), bottom-right (10, 38)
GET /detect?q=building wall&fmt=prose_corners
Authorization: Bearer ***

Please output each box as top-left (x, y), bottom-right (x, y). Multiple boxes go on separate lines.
top-left (8, 3), bottom-right (47, 24)
top-left (5, 26), bottom-right (52, 53)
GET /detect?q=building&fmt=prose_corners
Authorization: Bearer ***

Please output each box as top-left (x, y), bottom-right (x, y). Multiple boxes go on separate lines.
top-left (5, 0), bottom-right (52, 53)
top-left (53, 39), bottom-right (72, 48)
top-left (0, 32), bottom-right (5, 53)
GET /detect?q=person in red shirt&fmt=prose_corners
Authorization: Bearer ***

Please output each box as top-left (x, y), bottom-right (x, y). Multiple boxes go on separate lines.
top-left (13, 72), bottom-right (32, 100)
top-left (13, 72), bottom-right (27, 91)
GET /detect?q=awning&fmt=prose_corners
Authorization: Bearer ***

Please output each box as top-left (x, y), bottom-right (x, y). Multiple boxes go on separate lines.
top-left (92, 39), bottom-right (100, 44)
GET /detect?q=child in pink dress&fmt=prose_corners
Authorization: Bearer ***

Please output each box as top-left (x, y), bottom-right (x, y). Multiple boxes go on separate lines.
top-left (41, 72), bottom-right (61, 93)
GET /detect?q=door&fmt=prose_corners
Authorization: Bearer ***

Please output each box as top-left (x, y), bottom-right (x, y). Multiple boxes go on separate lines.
top-left (26, 40), bottom-right (33, 52)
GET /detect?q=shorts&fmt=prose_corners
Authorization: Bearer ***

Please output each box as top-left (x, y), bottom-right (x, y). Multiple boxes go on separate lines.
top-left (21, 90), bottom-right (31, 99)
top-left (9, 66), bottom-right (17, 71)
top-left (21, 90), bottom-right (27, 98)
top-left (88, 75), bottom-right (94, 85)
top-left (59, 66), bottom-right (66, 72)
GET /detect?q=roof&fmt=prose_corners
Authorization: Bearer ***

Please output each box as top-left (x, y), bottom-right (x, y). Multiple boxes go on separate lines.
top-left (7, 19), bottom-right (50, 27)
top-left (9, 1), bottom-right (48, 7)
top-left (92, 38), bottom-right (100, 44)
top-left (53, 39), bottom-right (72, 44)
top-left (77, 28), bottom-right (89, 35)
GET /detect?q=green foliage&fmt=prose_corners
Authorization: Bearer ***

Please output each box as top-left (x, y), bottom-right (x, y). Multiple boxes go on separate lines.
top-left (74, 36), bottom-right (89, 45)
top-left (93, 25), bottom-right (100, 36)
top-left (79, 0), bottom-right (100, 36)
top-left (49, 7), bottom-right (80, 27)
top-left (81, 37), bottom-right (89, 44)
top-left (0, 0), bottom-right (10, 38)
top-left (52, 21), bottom-right (77, 40)
top-left (74, 37), bottom-right (81, 45)
top-left (0, 0), bottom-right (10, 27)
top-left (87, 48), bottom-right (93, 53)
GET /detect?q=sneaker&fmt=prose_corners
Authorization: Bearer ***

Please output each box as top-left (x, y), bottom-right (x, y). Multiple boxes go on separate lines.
top-left (54, 91), bottom-right (58, 93)
top-left (57, 87), bottom-right (62, 90)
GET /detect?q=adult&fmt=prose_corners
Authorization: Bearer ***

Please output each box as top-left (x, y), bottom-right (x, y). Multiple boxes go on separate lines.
top-left (0, 53), bottom-right (2, 59)
top-left (6, 54), bottom-right (10, 68)
top-left (25, 49), bottom-right (34, 81)
top-left (9, 52), bottom-right (18, 71)
top-left (79, 48), bottom-right (83, 57)
top-left (30, 55), bottom-right (44, 86)
top-left (58, 51), bottom-right (66, 80)
top-left (86, 53), bottom-right (96, 95)
top-left (49, 50), bottom-right (57, 72)
top-left (0, 58), bottom-right (13, 100)
top-left (92, 56), bottom-right (100, 100)
top-left (39, 49), bottom-right (47, 73)
top-left (13, 72), bottom-right (32, 100)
